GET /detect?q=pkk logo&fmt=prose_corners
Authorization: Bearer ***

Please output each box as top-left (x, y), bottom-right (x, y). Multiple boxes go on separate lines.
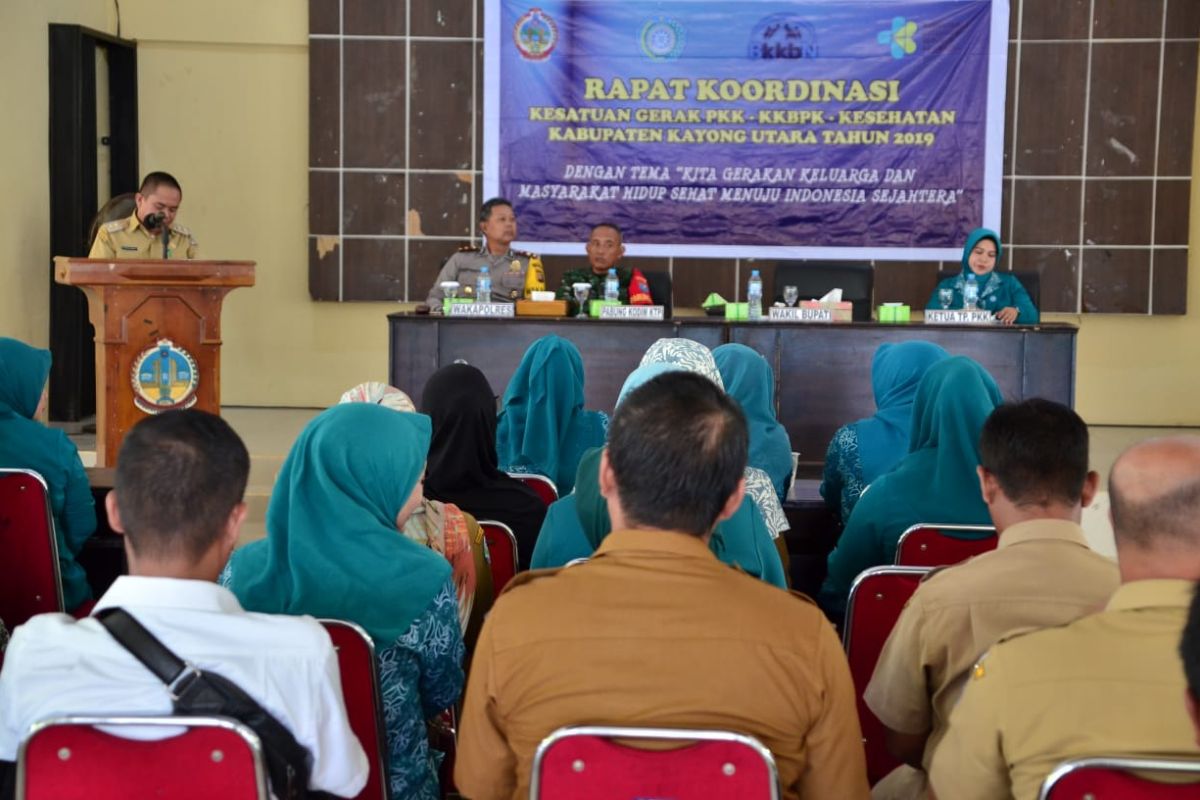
top-left (640, 17), bottom-right (685, 61)
top-left (878, 16), bottom-right (918, 59)
top-left (748, 15), bottom-right (819, 60)
top-left (513, 8), bottom-right (558, 61)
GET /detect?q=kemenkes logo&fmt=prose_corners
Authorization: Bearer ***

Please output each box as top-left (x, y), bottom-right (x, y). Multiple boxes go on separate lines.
top-left (749, 15), bottom-right (818, 59)
top-left (878, 16), bottom-right (918, 59)
top-left (640, 17), bottom-right (685, 60)
top-left (513, 8), bottom-right (558, 61)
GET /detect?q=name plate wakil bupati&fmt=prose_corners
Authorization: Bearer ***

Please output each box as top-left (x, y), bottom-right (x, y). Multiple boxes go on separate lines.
top-left (448, 302), bottom-right (515, 318)
top-left (769, 306), bottom-right (833, 322)
top-left (599, 305), bottom-right (665, 321)
top-left (925, 309), bottom-right (996, 325)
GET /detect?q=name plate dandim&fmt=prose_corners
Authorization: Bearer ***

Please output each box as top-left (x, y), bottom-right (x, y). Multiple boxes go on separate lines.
top-left (448, 302), bottom-right (516, 319)
top-left (769, 307), bottom-right (833, 323)
top-left (599, 305), bottom-right (665, 321)
top-left (924, 309), bottom-right (996, 325)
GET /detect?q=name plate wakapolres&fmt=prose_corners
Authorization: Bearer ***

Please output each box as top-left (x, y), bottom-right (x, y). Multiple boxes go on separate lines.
top-left (769, 307), bottom-right (833, 323)
top-left (924, 309), bottom-right (996, 325)
top-left (599, 305), bottom-right (665, 321)
top-left (448, 303), bottom-right (516, 319)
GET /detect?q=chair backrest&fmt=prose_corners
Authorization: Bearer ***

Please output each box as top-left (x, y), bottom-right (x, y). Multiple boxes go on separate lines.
top-left (644, 270), bottom-right (674, 317)
top-left (1038, 756), bottom-right (1200, 800)
top-left (773, 261), bottom-right (875, 321)
top-left (894, 523), bottom-right (998, 567)
top-left (842, 566), bottom-right (931, 785)
top-left (17, 715), bottom-right (269, 800)
top-left (530, 725), bottom-right (781, 800)
top-left (319, 619), bottom-right (388, 800)
top-left (0, 468), bottom-right (65, 627)
top-left (937, 268), bottom-right (1041, 308)
top-left (507, 472), bottom-right (559, 506)
top-left (480, 520), bottom-right (519, 596)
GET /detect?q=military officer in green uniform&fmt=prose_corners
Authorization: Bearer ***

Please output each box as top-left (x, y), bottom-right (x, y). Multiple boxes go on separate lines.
top-left (556, 222), bottom-right (631, 313)
top-left (88, 172), bottom-right (199, 260)
top-left (425, 198), bottom-right (532, 307)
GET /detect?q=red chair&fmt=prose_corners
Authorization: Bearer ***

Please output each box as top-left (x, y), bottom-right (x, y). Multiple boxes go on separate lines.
top-left (530, 725), bottom-right (780, 800)
top-left (842, 565), bottom-right (931, 785)
top-left (507, 472), bottom-right (559, 506)
top-left (17, 715), bottom-right (269, 800)
top-left (1038, 756), bottom-right (1200, 799)
top-left (0, 468), bottom-right (64, 628)
top-left (894, 523), bottom-right (997, 567)
top-left (480, 520), bottom-right (519, 596)
top-left (320, 619), bottom-right (388, 800)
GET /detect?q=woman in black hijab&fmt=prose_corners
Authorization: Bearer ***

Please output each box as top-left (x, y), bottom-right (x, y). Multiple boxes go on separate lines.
top-left (421, 363), bottom-right (547, 570)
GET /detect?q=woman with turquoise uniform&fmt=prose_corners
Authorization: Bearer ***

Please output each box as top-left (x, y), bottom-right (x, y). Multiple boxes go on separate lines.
top-left (496, 335), bottom-right (608, 495)
top-left (926, 228), bottom-right (1039, 325)
top-left (713, 343), bottom-right (795, 503)
top-left (818, 356), bottom-right (1003, 620)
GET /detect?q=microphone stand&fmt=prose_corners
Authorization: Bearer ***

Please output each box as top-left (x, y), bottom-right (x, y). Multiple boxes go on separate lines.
top-left (162, 223), bottom-right (170, 259)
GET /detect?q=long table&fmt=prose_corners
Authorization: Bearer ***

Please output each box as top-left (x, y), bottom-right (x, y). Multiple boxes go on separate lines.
top-left (387, 313), bottom-right (1077, 466)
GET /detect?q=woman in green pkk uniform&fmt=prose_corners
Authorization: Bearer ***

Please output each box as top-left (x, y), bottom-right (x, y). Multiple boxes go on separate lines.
top-left (713, 343), bottom-right (795, 503)
top-left (819, 356), bottom-right (1003, 620)
top-left (529, 361), bottom-right (787, 590)
top-left (224, 404), bottom-right (463, 800)
top-left (926, 227), bottom-right (1039, 324)
top-left (496, 335), bottom-right (608, 495)
top-left (0, 338), bottom-right (95, 613)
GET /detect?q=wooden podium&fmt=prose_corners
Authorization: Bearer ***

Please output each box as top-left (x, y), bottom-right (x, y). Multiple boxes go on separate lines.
top-left (54, 258), bottom-right (255, 467)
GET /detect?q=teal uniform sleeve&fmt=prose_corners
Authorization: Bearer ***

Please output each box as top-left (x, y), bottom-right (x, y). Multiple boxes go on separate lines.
top-left (529, 495), bottom-right (592, 568)
top-left (1006, 274), bottom-right (1040, 324)
top-left (819, 488), bottom-right (889, 620)
top-left (820, 435), bottom-right (844, 520)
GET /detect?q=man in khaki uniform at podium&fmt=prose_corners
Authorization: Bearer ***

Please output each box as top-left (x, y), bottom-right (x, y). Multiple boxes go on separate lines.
top-left (88, 171), bottom-right (199, 260)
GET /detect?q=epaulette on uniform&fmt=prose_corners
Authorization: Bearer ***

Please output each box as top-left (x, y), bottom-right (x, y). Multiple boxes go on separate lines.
top-left (498, 566), bottom-right (563, 597)
top-left (102, 220), bottom-right (125, 233)
top-left (513, 249), bottom-right (537, 259)
top-left (457, 243), bottom-right (477, 252)
top-left (171, 223), bottom-right (192, 236)
top-left (787, 589), bottom-right (818, 607)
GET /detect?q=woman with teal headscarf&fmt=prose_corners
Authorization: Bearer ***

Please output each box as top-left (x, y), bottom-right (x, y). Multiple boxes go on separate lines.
top-left (820, 341), bottom-right (950, 523)
top-left (926, 228), bottom-right (1038, 324)
top-left (819, 356), bottom-right (1003, 619)
top-left (529, 358), bottom-right (787, 590)
top-left (496, 335), bottom-right (608, 495)
top-left (713, 344), bottom-right (794, 502)
top-left (224, 404), bottom-right (463, 800)
top-left (0, 338), bottom-right (95, 613)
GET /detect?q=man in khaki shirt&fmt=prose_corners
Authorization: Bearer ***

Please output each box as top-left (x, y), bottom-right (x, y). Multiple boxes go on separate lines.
top-left (455, 371), bottom-right (869, 800)
top-left (88, 171), bottom-right (199, 260)
top-left (864, 400), bottom-right (1119, 799)
top-left (929, 435), bottom-right (1200, 800)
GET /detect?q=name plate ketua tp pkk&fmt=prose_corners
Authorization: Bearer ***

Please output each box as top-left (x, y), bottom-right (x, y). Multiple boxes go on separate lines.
top-left (599, 305), bottom-right (665, 321)
top-left (769, 306), bottom-right (833, 323)
top-left (924, 309), bottom-right (996, 325)
top-left (448, 302), bottom-right (516, 319)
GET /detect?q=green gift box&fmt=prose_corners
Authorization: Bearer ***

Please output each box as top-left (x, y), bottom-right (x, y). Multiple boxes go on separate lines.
top-left (589, 299), bottom-right (621, 317)
top-left (896, 304), bottom-right (911, 322)
top-left (442, 297), bottom-right (474, 315)
top-left (878, 303), bottom-right (911, 323)
top-left (724, 302), bottom-right (749, 321)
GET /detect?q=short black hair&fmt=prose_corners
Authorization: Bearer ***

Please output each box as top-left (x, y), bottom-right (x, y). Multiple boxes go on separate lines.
top-left (978, 399), bottom-right (1089, 506)
top-left (479, 197), bottom-right (512, 222)
top-left (114, 410), bottom-right (249, 561)
top-left (1181, 585), bottom-right (1200, 701)
top-left (607, 371), bottom-right (748, 536)
top-left (590, 222), bottom-right (623, 242)
top-left (139, 171), bottom-right (182, 196)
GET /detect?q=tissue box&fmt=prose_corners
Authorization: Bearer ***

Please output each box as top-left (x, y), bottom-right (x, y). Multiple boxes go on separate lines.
top-left (724, 302), bottom-right (749, 321)
top-left (800, 300), bottom-right (853, 322)
top-left (588, 299), bottom-right (621, 317)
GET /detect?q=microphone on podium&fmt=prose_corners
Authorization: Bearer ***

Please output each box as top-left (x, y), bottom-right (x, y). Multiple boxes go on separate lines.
top-left (142, 213), bottom-right (170, 258)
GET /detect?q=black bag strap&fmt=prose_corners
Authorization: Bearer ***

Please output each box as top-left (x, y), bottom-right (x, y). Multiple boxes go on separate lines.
top-left (95, 607), bottom-right (203, 701)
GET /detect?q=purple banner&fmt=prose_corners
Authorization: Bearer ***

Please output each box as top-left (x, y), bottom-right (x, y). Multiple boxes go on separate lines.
top-left (484, 0), bottom-right (1008, 260)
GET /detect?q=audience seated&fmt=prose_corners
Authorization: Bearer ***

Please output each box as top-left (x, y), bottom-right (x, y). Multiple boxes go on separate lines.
top-left (821, 341), bottom-right (949, 524)
top-left (713, 343), bottom-right (795, 503)
top-left (454, 371), bottom-right (870, 800)
top-left (820, 356), bottom-right (1002, 620)
top-left (0, 410), bottom-right (367, 798)
top-left (223, 403), bottom-right (463, 800)
top-left (496, 335), bottom-right (608, 495)
top-left (0, 337), bottom-right (96, 613)
top-left (530, 360), bottom-right (787, 589)
top-left (1180, 584), bottom-right (1200, 745)
top-left (338, 381), bottom-right (492, 647)
top-left (421, 363), bottom-right (547, 570)
top-left (929, 435), bottom-right (1200, 800)
top-left (865, 399), bottom-right (1119, 799)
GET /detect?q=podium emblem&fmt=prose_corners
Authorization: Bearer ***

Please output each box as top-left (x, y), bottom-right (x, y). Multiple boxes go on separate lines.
top-left (131, 339), bottom-right (200, 414)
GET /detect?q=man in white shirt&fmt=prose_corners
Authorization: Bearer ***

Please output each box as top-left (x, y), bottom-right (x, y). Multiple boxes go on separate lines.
top-left (0, 410), bottom-right (368, 798)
